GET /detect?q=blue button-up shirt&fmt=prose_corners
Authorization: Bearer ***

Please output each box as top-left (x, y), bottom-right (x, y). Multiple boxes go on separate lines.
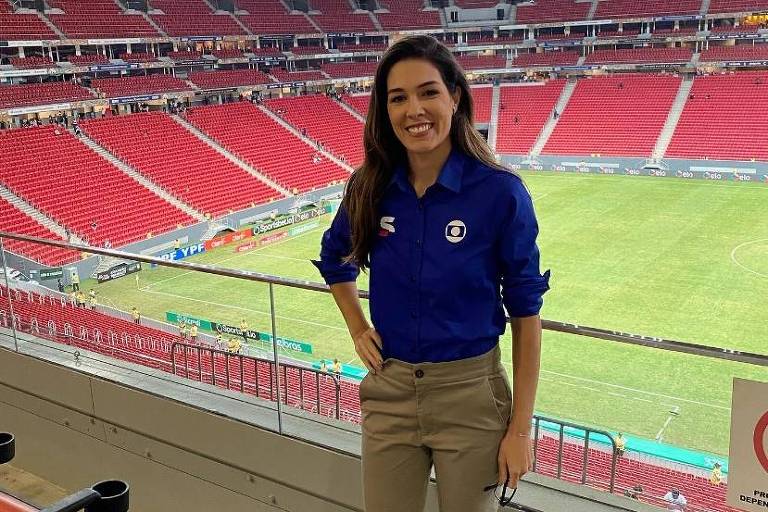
top-left (313, 149), bottom-right (550, 364)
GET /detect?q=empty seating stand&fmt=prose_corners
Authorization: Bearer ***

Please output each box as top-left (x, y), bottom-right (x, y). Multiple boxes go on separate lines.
top-left (0, 198), bottom-right (79, 266)
top-left (700, 44), bottom-right (768, 62)
top-left (309, 0), bottom-right (376, 32)
top-left (50, 14), bottom-right (160, 39)
top-left (594, 0), bottom-right (701, 19)
top-left (543, 75), bottom-right (681, 157)
top-left (236, 0), bottom-right (319, 35)
top-left (585, 48), bottom-right (693, 64)
top-left (341, 94), bottom-right (370, 117)
top-left (320, 62), bottom-right (378, 79)
top-left (266, 95), bottom-right (365, 167)
top-left (0, 82), bottom-right (93, 109)
top-left (708, 0), bottom-right (768, 13)
top-left (0, 14), bottom-right (59, 41)
top-left (67, 54), bottom-right (111, 66)
top-left (151, 14), bottom-right (247, 37)
top-left (189, 70), bottom-right (273, 89)
top-left (514, 50), bottom-right (580, 67)
top-left (80, 112), bottom-right (284, 217)
top-left (666, 72), bottom-right (768, 162)
top-left (455, 54), bottom-right (506, 70)
top-left (496, 80), bottom-right (566, 154)
top-left (10, 57), bottom-right (56, 69)
top-left (515, 0), bottom-right (590, 24)
top-left (91, 75), bottom-right (192, 98)
top-left (0, 126), bottom-right (194, 247)
top-left (470, 86), bottom-right (492, 124)
top-left (184, 102), bottom-right (350, 193)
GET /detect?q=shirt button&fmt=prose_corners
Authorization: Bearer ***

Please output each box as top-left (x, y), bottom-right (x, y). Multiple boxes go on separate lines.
top-left (411, 311), bottom-right (418, 318)
top-left (415, 369), bottom-right (424, 378)
top-left (410, 275), bottom-right (416, 282)
top-left (415, 239), bottom-right (422, 246)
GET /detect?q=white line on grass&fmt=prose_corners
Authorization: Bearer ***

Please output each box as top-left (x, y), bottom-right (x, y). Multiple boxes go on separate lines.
top-left (522, 173), bottom-right (768, 191)
top-left (730, 238), bottom-right (768, 279)
top-left (142, 224), bottom-right (326, 290)
top-left (140, 288), bottom-right (348, 332)
top-left (532, 193), bottom-right (550, 202)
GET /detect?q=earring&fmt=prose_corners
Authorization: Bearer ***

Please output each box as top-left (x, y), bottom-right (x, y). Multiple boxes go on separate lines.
top-left (453, 104), bottom-right (458, 114)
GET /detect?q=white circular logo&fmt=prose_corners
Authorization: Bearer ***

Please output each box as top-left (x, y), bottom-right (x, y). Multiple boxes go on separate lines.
top-left (445, 220), bottom-right (466, 243)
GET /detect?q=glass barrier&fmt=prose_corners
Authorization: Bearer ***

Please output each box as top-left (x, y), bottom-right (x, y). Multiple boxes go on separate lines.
top-left (1, 228), bottom-right (766, 512)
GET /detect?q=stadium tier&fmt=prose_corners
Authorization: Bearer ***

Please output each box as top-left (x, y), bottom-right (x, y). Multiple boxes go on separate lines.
top-left (184, 102), bottom-right (350, 192)
top-left (9, 57), bottom-right (56, 69)
top-left (496, 80), bottom-right (566, 154)
top-left (513, 50), bottom-right (580, 67)
top-left (377, 0), bottom-right (442, 30)
top-left (0, 198), bottom-right (79, 266)
top-left (0, 126), bottom-right (195, 247)
top-left (454, 0), bottom-right (499, 7)
top-left (150, 0), bottom-right (213, 14)
top-left (80, 112), bottom-right (284, 217)
top-left (543, 75), bottom-right (682, 157)
top-left (593, 0), bottom-right (702, 19)
top-left (708, 0), bottom-right (768, 13)
top-left (151, 15), bottom-right (247, 37)
top-left (455, 54), bottom-right (506, 70)
top-left (710, 24), bottom-right (763, 34)
top-left (341, 94), bottom-right (370, 117)
top-left (47, 0), bottom-right (122, 13)
top-left (189, 69), bottom-right (273, 89)
top-left (265, 95), bottom-right (365, 167)
top-left (119, 52), bottom-right (159, 63)
top-left (49, 14), bottom-right (161, 39)
top-left (584, 48), bottom-right (693, 64)
top-left (337, 43), bottom-right (388, 53)
top-left (514, 0), bottom-right (590, 24)
top-left (308, 0), bottom-right (378, 33)
top-left (269, 68), bottom-right (327, 82)
top-left (0, 14), bottom-right (59, 40)
top-left (211, 48), bottom-right (246, 59)
top-left (666, 71), bottom-right (768, 162)
top-left (470, 86), bottom-right (492, 124)
top-left (0, 82), bottom-right (93, 109)
top-left (320, 61), bottom-right (379, 79)
top-left (166, 50), bottom-right (204, 61)
top-left (291, 44), bottom-right (330, 55)
top-left (700, 44), bottom-right (768, 62)
top-left (90, 75), bottom-right (192, 98)
top-left (237, 12), bottom-right (319, 35)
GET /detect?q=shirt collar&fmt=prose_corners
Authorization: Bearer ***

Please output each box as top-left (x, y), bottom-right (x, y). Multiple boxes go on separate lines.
top-left (389, 148), bottom-right (466, 194)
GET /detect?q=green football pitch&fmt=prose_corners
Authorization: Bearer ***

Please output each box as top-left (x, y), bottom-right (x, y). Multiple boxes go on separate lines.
top-left (90, 172), bottom-right (768, 456)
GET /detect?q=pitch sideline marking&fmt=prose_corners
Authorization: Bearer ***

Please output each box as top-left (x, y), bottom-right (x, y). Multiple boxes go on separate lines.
top-left (730, 238), bottom-right (768, 279)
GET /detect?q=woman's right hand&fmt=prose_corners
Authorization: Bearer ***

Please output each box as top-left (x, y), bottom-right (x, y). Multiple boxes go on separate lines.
top-left (352, 327), bottom-right (383, 373)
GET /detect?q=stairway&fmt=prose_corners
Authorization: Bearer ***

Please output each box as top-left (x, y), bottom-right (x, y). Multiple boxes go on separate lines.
top-left (335, 97), bottom-right (366, 123)
top-left (171, 115), bottom-right (292, 197)
top-left (140, 11), bottom-right (168, 37)
top-left (699, 0), bottom-right (711, 16)
top-left (257, 105), bottom-right (355, 173)
top-left (36, 12), bottom-right (66, 39)
top-left (0, 185), bottom-right (86, 245)
top-left (488, 84), bottom-right (501, 152)
top-left (586, 0), bottom-right (599, 20)
top-left (529, 78), bottom-right (577, 158)
top-left (77, 131), bottom-right (206, 221)
top-left (651, 75), bottom-right (694, 161)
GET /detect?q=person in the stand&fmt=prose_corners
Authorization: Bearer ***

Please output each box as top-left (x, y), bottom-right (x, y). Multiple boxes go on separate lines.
top-left (615, 432), bottom-right (627, 456)
top-left (663, 488), bottom-right (687, 511)
top-left (88, 289), bottom-right (97, 309)
top-left (239, 317), bottom-right (249, 343)
top-left (71, 271), bottom-right (80, 292)
top-left (228, 337), bottom-right (242, 354)
top-left (189, 324), bottom-right (198, 343)
top-left (75, 290), bottom-right (86, 308)
top-left (131, 307), bottom-right (141, 325)
top-left (332, 358), bottom-right (342, 374)
top-left (57, 279), bottom-right (65, 293)
top-left (709, 462), bottom-right (723, 485)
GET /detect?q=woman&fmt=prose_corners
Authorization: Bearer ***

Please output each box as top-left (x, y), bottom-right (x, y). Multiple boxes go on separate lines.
top-left (313, 35), bottom-right (550, 512)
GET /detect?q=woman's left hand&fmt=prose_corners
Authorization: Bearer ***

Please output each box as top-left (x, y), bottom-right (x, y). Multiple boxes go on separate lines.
top-left (497, 431), bottom-right (534, 488)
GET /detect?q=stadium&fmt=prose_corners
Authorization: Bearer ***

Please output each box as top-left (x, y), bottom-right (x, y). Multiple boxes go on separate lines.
top-left (0, 0), bottom-right (767, 510)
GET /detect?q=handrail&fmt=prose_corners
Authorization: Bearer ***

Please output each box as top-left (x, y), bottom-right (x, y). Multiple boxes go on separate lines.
top-left (2, 230), bottom-right (766, 367)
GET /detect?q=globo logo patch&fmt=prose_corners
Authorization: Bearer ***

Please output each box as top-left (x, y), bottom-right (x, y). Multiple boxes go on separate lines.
top-left (445, 220), bottom-right (466, 243)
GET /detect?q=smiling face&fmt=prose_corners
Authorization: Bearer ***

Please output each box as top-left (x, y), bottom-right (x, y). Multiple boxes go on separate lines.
top-left (385, 58), bottom-right (460, 158)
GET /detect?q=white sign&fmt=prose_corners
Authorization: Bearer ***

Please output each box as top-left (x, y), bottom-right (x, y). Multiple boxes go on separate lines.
top-left (727, 378), bottom-right (768, 511)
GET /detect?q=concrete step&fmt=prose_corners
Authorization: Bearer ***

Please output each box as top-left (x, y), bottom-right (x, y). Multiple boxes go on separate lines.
top-left (530, 78), bottom-right (577, 157)
top-left (488, 84), bottom-right (501, 152)
top-left (651, 75), bottom-right (694, 160)
top-left (0, 184), bottom-right (86, 244)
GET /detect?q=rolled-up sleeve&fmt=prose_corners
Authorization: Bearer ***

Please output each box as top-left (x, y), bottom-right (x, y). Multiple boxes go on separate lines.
top-left (499, 177), bottom-right (550, 318)
top-left (311, 205), bottom-right (360, 285)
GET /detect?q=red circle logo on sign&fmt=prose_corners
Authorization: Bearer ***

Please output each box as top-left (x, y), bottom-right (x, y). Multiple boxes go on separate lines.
top-left (754, 410), bottom-right (768, 473)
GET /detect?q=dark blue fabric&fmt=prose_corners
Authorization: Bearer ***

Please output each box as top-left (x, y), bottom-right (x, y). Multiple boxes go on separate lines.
top-left (312, 149), bottom-right (550, 363)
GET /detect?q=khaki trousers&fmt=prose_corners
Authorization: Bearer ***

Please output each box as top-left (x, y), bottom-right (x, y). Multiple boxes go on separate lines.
top-left (360, 346), bottom-right (512, 512)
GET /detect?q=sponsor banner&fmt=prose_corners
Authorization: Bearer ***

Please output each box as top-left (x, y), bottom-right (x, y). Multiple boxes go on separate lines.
top-left (175, 59), bottom-right (208, 66)
top-left (1, 68), bottom-right (51, 78)
top-left (204, 228), bottom-right (254, 251)
top-left (109, 94), bottom-right (162, 105)
top-left (517, 162), bottom-right (765, 181)
top-left (327, 32), bottom-right (365, 37)
top-left (726, 378), bottom-right (768, 512)
top-left (39, 267), bottom-right (64, 281)
top-left (260, 231), bottom-right (288, 246)
top-left (181, 36), bottom-right (223, 41)
top-left (96, 261), bottom-right (141, 283)
top-left (266, 81), bottom-right (306, 89)
top-left (166, 311), bottom-right (215, 331)
top-left (91, 63), bottom-right (141, 72)
top-left (8, 102), bottom-right (72, 116)
top-left (239, 208), bottom-right (278, 226)
top-left (254, 207), bottom-right (326, 234)
top-left (288, 221), bottom-right (319, 237)
top-left (235, 241), bottom-right (257, 253)
top-left (211, 322), bottom-right (313, 354)
top-left (157, 243), bottom-right (206, 262)
top-left (87, 39), bottom-right (143, 45)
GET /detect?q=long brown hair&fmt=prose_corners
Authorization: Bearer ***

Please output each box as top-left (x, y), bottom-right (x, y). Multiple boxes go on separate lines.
top-left (343, 34), bottom-right (501, 270)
